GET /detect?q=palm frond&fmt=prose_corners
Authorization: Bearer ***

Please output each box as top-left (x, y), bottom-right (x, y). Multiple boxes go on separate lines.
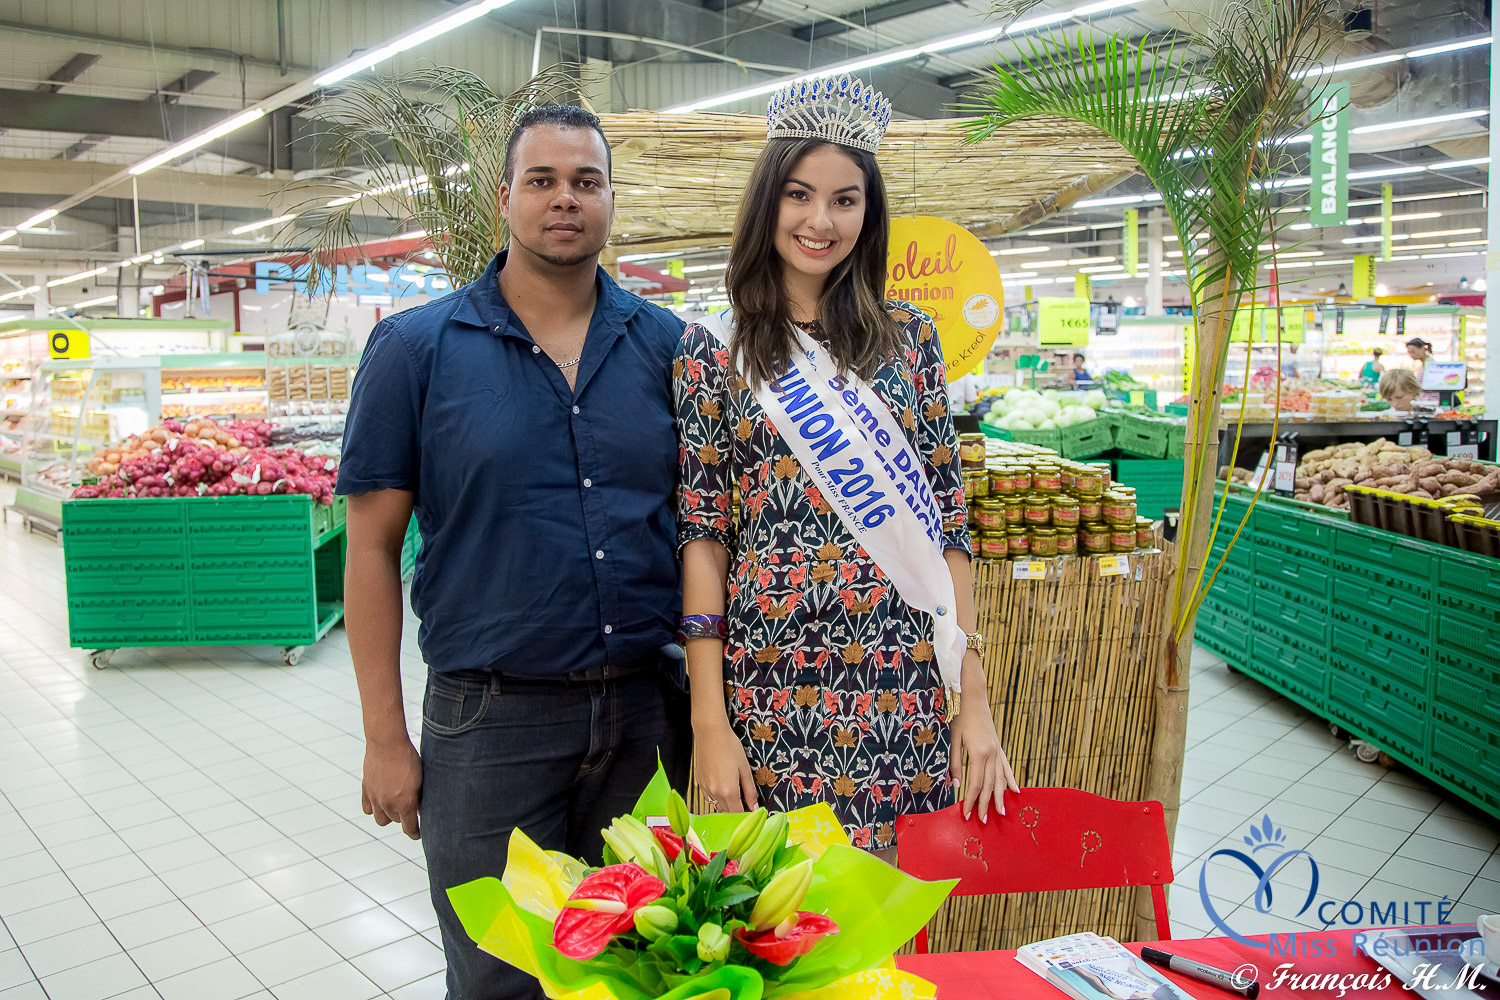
top-left (282, 66), bottom-right (578, 287)
top-left (960, 0), bottom-right (1354, 636)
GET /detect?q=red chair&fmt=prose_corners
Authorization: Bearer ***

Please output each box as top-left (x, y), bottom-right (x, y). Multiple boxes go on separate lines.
top-left (895, 786), bottom-right (1174, 953)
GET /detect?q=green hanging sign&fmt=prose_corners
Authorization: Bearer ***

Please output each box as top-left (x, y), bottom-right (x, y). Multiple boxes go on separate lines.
top-left (1310, 82), bottom-right (1350, 227)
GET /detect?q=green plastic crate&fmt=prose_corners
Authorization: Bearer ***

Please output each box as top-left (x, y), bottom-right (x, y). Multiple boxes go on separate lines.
top-left (980, 423), bottom-right (1063, 451)
top-left (1427, 715), bottom-right (1500, 814)
top-left (1058, 418), bottom-right (1114, 459)
top-left (61, 495), bottom-right (345, 652)
top-left (1255, 580), bottom-right (1329, 645)
top-left (1433, 649), bottom-right (1500, 737)
top-left (1254, 535), bottom-right (1332, 599)
top-left (1112, 414), bottom-right (1171, 458)
top-left (1249, 630), bottom-right (1329, 711)
top-left (1114, 458), bottom-right (1183, 519)
top-left (1326, 663), bottom-right (1427, 763)
top-left (401, 516), bottom-right (421, 580)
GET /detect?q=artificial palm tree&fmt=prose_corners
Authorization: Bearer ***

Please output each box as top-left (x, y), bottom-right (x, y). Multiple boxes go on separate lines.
top-left (961, 0), bottom-right (1350, 933)
top-left (283, 66), bottom-right (578, 286)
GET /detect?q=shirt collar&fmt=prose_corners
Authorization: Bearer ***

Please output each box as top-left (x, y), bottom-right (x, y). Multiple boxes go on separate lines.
top-left (450, 250), bottom-right (642, 336)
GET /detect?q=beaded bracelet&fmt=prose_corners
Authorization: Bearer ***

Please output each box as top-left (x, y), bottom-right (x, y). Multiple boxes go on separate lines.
top-left (677, 614), bottom-right (728, 643)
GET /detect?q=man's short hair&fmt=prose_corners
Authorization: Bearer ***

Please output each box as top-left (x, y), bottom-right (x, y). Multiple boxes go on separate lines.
top-left (503, 104), bottom-right (611, 184)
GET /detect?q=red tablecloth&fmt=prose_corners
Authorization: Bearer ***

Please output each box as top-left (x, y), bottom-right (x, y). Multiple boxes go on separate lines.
top-left (895, 926), bottom-right (1473, 999)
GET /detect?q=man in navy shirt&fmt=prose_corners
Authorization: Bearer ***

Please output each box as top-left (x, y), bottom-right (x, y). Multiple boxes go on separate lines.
top-left (337, 105), bottom-right (688, 1000)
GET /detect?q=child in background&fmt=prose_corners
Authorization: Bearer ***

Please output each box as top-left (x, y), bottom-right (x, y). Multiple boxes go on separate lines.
top-left (1378, 368), bottom-right (1422, 412)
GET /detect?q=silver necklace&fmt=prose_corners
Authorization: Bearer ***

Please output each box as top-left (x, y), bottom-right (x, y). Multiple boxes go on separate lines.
top-left (556, 355), bottom-right (582, 369)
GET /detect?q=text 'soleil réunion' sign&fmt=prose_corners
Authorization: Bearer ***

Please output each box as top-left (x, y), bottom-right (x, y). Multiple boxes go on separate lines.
top-left (886, 216), bottom-right (1005, 381)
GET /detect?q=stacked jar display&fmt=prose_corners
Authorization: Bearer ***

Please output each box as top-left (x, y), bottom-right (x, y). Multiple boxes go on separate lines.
top-left (964, 438), bottom-right (1159, 560)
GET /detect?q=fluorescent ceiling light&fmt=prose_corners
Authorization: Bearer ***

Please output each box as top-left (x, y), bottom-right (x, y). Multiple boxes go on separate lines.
top-left (1420, 251), bottom-right (1484, 259)
top-left (393, 229), bottom-right (428, 240)
top-left (18, 209), bottom-right (58, 230)
top-left (1025, 225), bottom-right (1088, 235)
top-left (1438, 157), bottom-right (1493, 169)
top-left (1347, 211), bottom-right (1442, 225)
top-left (177, 239), bottom-right (206, 250)
top-left (1406, 37), bottom-right (1491, 58)
top-left (994, 246), bottom-right (1049, 255)
top-left (1349, 189), bottom-right (1477, 207)
top-left (129, 252), bottom-right (156, 264)
top-left (1348, 165), bottom-right (1429, 180)
top-left (1445, 239), bottom-right (1488, 246)
top-left (315, 0), bottom-right (521, 86)
top-left (230, 214), bottom-right (296, 235)
top-left (683, 263), bottom-right (728, 273)
top-left (998, 272), bottom-right (1039, 280)
top-left (1078, 264), bottom-right (1124, 273)
top-left (1353, 109), bottom-right (1488, 134)
top-left (1396, 243), bottom-right (1450, 252)
top-left (1074, 192), bottom-right (1163, 208)
top-left (0, 285), bottom-right (40, 303)
top-left (1275, 250), bottom-right (1324, 258)
top-left (665, 3), bottom-right (1138, 112)
top-left (1341, 234), bottom-right (1409, 244)
top-left (0, 230), bottom-right (15, 243)
top-left (71, 294), bottom-right (118, 309)
top-left (129, 108), bottom-right (266, 176)
top-left (1022, 255), bottom-right (1116, 268)
top-left (1412, 227), bottom-right (1481, 238)
top-left (1313, 258), bottom-right (1355, 265)
top-left (1265, 261), bottom-right (1316, 269)
top-left (46, 267), bottom-right (109, 288)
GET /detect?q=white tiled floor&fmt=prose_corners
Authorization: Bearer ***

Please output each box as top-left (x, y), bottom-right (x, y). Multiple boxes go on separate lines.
top-left (1, 485), bottom-right (1497, 999)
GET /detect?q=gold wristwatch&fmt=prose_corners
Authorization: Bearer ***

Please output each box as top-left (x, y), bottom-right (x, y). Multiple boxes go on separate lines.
top-left (965, 631), bottom-right (985, 657)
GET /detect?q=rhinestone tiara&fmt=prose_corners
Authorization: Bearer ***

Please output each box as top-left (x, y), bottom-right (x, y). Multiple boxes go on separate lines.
top-left (765, 74), bottom-right (892, 154)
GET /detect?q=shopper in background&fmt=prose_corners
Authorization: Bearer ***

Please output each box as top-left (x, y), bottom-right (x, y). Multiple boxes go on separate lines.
top-left (1359, 347), bottom-right (1385, 384)
top-left (338, 104), bottom-right (689, 1000)
top-left (1280, 343), bottom-right (1300, 379)
top-left (1379, 368), bottom-right (1423, 412)
top-left (1406, 337), bottom-right (1433, 370)
top-left (1070, 352), bottom-right (1093, 387)
top-left (675, 75), bottom-right (1017, 861)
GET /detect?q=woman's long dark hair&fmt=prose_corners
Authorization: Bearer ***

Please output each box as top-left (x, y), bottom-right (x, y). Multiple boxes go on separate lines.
top-left (726, 138), bottom-right (903, 388)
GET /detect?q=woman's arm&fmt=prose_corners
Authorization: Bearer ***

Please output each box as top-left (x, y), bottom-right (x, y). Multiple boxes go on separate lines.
top-left (681, 539), bottom-right (758, 811)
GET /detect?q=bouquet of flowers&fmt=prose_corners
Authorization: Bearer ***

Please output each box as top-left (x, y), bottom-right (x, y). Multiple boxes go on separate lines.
top-left (448, 765), bottom-right (957, 1000)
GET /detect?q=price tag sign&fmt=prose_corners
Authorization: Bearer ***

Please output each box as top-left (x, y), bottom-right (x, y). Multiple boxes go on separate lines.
top-left (1011, 559), bottom-right (1047, 580)
top-left (49, 329), bottom-right (90, 360)
top-left (1273, 440), bottom-right (1298, 496)
top-left (1037, 297), bottom-right (1091, 346)
top-left (1098, 554), bottom-right (1131, 576)
top-left (1450, 442), bottom-right (1480, 460)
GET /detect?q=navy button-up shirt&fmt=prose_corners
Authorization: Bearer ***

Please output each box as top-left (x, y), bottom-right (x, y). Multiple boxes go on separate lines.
top-left (337, 251), bottom-right (684, 678)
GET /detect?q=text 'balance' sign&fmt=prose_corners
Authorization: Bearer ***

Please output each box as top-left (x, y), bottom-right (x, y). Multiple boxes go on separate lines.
top-left (253, 260), bottom-right (454, 299)
top-left (1310, 82), bottom-right (1350, 227)
top-left (886, 216), bottom-right (1005, 381)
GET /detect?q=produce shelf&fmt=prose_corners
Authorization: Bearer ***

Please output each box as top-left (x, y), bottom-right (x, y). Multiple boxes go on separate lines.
top-left (1199, 484), bottom-right (1500, 821)
top-left (61, 494), bottom-right (346, 664)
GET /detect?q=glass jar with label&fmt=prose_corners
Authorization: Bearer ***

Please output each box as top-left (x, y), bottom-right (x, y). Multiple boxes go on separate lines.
top-left (1032, 465), bottom-right (1063, 493)
top-left (1077, 495), bottom-right (1103, 521)
top-left (964, 471), bottom-right (990, 503)
top-left (1011, 467), bottom-right (1033, 493)
top-left (1002, 498), bottom-right (1024, 526)
top-left (1050, 495), bottom-right (1081, 528)
top-left (1007, 529), bottom-right (1030, 557)
top-left (1080, 522), bottom-right (1112, 553)
top-left (980, 533), bottom-right (1008, 561)
top-left (1029, 526), bottom-right (1059, 557)
top-left (1023, 494), bottom-right (1052, 526)
top-left (1059, 465), bottom-right (1076, 491)
top-left (1135, 517), bottom-right (1156, 549)
top-left (974, 499), bottom-right (1005, 532)
top-left (1111, 525), bottom-right (1136, 552)
top-left (1102, 492), bottom-right (1137, 526)
top-left (989, 466), bottom-right (1018, 497)
top-left (959, 433), bottom-right (987, 471)
top-left (1056, 529), bottom-right (1078, 555)
top-left (1071, 466), bottom-right (1106, 496)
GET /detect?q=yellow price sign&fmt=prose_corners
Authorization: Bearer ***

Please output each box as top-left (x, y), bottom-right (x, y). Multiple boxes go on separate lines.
top-left (1037, 297), bottom-right (1091, 346)
top-left (887, 216), bottom-right (1005, 382)
top-left (49, 329), bottom-right (90, 359)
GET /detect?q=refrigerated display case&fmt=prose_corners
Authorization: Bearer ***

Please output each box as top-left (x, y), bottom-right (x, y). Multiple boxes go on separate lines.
top-left (1320, 304), bottom-right (1472, 385)
top-left (1088, 316), bottom-right (1188, 394)
top-left (0, 325), bottom-right (48, 481)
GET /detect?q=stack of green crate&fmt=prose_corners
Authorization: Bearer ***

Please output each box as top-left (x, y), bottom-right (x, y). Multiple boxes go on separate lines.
top-left (1112, 459), bottom-right (1184, 520)
top-left (62, 494), bottom-right (346, 654)
top-left (1058, 417), bottom-right (1114, 459)
top-left (1195, 486), bottom-right (1500, 821)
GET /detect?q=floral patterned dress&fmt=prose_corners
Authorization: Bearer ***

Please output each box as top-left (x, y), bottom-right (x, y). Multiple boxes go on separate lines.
top-left (674, 302), bottom-right (971, 852)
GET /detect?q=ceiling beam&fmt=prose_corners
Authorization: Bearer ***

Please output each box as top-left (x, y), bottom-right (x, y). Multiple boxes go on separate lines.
top-left (159, 69), bottom-right (219, 105)
top-left (0, 156), bottom-right (340, 213)
top-left (39, 53), bottom-right (101, 94)
top-left (0, 88), bottom-right (275, 168)
top-left (793, 0), bottom-right (956, 42)
top-left (699, 0), bottom-right (759, 10)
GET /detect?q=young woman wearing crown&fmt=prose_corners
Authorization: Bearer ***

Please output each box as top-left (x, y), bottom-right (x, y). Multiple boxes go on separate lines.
top-left (674, 74), bottom-right (1018, 857)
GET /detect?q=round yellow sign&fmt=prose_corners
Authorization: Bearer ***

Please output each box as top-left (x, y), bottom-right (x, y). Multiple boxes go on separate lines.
top-left (886, 216), bottom-right (1005, 381)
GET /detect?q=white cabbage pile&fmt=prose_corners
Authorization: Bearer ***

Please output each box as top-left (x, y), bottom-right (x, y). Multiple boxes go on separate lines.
top-left (982, 388), bottom-right (1109, 431)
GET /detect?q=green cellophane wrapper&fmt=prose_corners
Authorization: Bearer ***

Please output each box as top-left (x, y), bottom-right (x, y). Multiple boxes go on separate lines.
top-left (448, 765), bottom-right (957, 1000)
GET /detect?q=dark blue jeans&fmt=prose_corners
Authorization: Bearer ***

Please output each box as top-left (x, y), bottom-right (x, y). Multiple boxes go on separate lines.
top-left (420, 666), bottom-right (690, 1000)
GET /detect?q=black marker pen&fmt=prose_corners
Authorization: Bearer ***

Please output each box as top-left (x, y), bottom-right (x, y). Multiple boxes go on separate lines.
top-left (1140, 947), bottom-right (1260, 998)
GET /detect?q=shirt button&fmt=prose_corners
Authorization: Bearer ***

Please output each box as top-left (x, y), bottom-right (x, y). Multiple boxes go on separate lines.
top-left (532, 345), bottom-right (541, 354)
top-left (604, 625), bottom-right (613, 634)
top-left (572, 405), bottom-right (580, 414)
top-left (583, 478), bottom-right (593, 487)
top-left (595, 549), bottom-right (605, 559)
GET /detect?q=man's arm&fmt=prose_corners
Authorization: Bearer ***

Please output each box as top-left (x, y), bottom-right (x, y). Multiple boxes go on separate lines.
top-left (346, 488), bottom-right (422, 839)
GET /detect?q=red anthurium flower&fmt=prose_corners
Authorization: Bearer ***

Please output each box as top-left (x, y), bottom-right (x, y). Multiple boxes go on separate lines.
top-left (552, 863), bottom-right (665, 960)
top-left (651, 828), bottom-right (740, 876)
top-left (734, 912), bottom-right (839, 966)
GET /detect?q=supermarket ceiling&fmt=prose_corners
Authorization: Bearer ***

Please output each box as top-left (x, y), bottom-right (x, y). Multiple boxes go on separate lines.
top-left (0, 0), bottom-right (1492, 305)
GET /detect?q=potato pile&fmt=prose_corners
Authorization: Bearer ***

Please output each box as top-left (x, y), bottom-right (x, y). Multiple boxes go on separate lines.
top-left (1293, 439), bottom-right (1499, 507)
